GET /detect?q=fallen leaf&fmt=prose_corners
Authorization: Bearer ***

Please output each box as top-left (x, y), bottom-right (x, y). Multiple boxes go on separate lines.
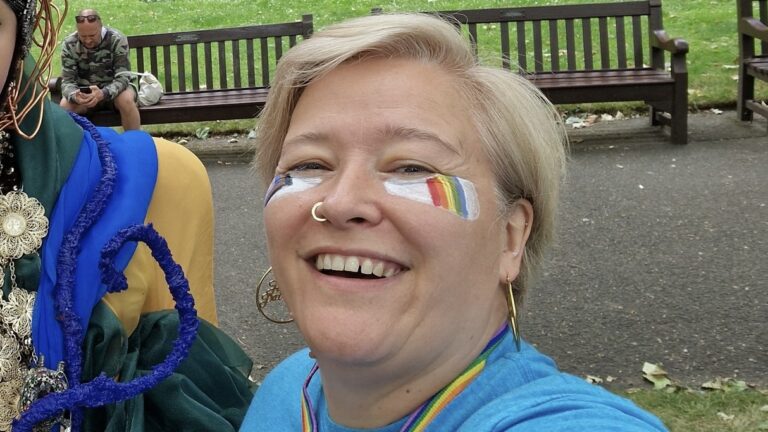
top-left (716, 412), bottom-right (735, 421)
top-left (606, 376), bottom-right (616, 383)
top-left (228, 138), bottom-right (239, 143)
top-left (702, 377), bottom-right (749, 392)
top-left (585, 375), bottom-right (603, 384)
top-left (642, 362), bottom-right (672, 390)
top-left (710, 108), bottom-right (723, 115)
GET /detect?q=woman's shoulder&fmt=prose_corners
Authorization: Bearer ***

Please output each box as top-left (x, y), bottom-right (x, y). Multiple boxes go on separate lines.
top-left (440, 337), bottom-right (667, 431)
top-left (460, 342), bottom-right (667, 431)
top-left (240, 348), bottom-right (313, 431)
top-left (461, 373), bottom-right (667, 431)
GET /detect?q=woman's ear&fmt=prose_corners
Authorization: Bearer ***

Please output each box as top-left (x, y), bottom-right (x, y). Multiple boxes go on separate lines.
top-left (499, 199), bottom-right (533, 283)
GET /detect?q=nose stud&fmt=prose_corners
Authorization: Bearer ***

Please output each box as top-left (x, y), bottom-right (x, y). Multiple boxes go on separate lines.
top-left (311, 202), bottom-right (327, 222)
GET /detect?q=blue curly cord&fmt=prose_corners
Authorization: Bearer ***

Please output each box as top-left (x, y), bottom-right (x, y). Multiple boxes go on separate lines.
top-left (13, 223), bottom-right (199, 431)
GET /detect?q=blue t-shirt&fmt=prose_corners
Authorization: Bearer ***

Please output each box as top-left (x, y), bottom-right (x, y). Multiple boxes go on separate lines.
top-left (241, 332), bottom-right (667, 431)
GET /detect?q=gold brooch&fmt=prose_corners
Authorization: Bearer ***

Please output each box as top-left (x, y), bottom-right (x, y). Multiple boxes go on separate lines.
top-left (0, 191), bottom-right (48, 260)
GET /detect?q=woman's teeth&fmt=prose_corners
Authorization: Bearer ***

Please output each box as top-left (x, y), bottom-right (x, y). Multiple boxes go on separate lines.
top-left (315, 253), bottom-right (401, 278)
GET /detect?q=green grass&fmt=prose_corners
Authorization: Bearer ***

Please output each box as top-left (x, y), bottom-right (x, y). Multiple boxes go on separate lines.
top-left (626, 389), bottom-right (768, 432)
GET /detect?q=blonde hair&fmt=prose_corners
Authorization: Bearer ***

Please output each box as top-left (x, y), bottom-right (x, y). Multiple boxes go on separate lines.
top-left (255, 13), bottom-right (567, 298)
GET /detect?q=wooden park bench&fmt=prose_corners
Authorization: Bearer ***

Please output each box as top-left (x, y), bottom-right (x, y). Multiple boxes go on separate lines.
top-left (49, 15), bottom-right (313, 126)
top-left (737, 0), bottom-right (768, 124)
top-left (374, 0), bottom-right (689, 144)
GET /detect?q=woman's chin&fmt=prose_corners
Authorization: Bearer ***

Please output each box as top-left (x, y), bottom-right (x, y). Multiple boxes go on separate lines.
top-left (301, 322), bottom-right (398, 366)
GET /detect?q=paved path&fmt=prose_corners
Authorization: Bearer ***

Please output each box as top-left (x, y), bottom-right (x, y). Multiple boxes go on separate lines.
top-left (200, 111), bottom-right (767, 388)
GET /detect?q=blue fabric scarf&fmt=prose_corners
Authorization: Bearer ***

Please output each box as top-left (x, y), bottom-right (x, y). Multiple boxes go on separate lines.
top-left (31, 126), bottom-right (157, 369)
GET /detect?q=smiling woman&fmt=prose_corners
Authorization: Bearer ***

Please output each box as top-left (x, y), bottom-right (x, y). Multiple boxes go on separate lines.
top-left (0, 1), bottom-right (253, 431)
top-left (242, 13), bottom-right (669, 432)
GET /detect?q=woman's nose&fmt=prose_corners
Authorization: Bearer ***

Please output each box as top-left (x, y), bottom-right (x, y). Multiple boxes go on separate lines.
top-left (317, 169), bottom-right (383, 228)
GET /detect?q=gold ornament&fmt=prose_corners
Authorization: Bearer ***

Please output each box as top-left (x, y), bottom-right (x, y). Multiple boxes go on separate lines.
top-left (0, 191), bottom-right (48, 260)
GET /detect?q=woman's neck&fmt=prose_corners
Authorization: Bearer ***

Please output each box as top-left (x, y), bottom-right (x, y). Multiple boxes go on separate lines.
top-left (315, 319), bottom-right (505, 429)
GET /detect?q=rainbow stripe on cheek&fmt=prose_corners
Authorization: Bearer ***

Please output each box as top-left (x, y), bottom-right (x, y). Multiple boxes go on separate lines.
top-left (264, 174), bottom-right (322, 205)
top-left (384, 174), bottom-right (480, 220)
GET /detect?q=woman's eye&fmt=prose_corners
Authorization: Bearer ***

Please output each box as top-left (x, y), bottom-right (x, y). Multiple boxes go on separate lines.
top-left (394, 164), bottom-right (433, 175)
top-left (289, 161), bottom-right (327, 172)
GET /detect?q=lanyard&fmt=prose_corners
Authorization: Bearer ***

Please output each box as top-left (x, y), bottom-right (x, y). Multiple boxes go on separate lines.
top-left (301, 325), bottom-right (508, 432)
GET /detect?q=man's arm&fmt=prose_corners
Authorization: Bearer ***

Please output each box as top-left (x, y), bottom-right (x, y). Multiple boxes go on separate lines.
top-left (60, 36), bottom-right (80, 103)
top-left (101, 31), bottom-right (131, 101)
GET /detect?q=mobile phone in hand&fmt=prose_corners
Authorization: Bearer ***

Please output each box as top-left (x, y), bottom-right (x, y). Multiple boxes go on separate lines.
top-left (79, 86), bottom-right (92, 94)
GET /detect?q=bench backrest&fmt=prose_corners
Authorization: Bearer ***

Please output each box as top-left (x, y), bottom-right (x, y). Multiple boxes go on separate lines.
top-left (376, 1), bottom-right (664, 74)
top-left (127, 15), bottom-right (313, 93)
top-left (738, 0), bottom-right (768, 56)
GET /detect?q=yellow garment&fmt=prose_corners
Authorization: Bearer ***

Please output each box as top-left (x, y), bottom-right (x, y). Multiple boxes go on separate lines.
top-left (102, 138), bottom-right (218, 335)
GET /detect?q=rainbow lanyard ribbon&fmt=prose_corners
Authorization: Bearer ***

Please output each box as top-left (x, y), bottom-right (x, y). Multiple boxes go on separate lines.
top-left (300, 325), bottom-right (509, 432)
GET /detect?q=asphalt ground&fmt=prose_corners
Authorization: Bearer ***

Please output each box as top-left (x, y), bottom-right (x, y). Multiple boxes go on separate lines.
top-left (196, 110), bottom-right (767, 389)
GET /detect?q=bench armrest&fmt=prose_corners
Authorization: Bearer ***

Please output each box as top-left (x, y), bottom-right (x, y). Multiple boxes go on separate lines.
top-left (739, 17), bottom-right (768, 43)
top-left (651, 30), bottom-right (689, 55)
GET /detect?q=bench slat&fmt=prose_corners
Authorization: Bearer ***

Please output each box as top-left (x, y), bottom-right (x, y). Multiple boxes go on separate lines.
top-left (582, 18), bottom-right (593, 70)
top-left (276, 36), bottom-right (284, 62)
top-left (246, 39), bottom-right (256, 87)
top-left (218, 41), bottom-right (228, 88)
top-left (233, 40), bottom-right (242, 88)
top-left (135, 47), bottom-right (145, 73)
top-left (177, 46), bottom-right (186, 92)
top-left (500, 22), bottom-right (511, 70)
top-left (163, 46), bottom-right (172, 91)
top-left (549, 20), bottom-right (560, 71)
top-left (204, 42), bottom-right (213, 90)
top-left (191, 43), bottom-right (200, 90)
top-left (516, 21), bottom-right (527, 71)
top-left (260, 38), bottom-right (269, 86)
top-left (599, 17), bottom-right (610, 69)
top-left (616, 17), bottom-right (628, 69)
top-left (533, 20), bottom-right (543, 72)
top-left (150, 47), bottom-right (159, 78)
top-left (632, 16), bottom-right (644, 68)
top-left (565, 19), bottom-right (576, 70)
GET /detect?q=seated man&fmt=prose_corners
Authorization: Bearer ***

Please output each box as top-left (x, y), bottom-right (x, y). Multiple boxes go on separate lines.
top-left (59, 9), bottom-right (140, 130)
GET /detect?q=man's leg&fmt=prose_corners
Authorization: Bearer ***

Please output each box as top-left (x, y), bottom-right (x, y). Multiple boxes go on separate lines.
top-left (59, 98), bottom-right (89, 114)
top-left (114, 87), bottom-right (141, 130)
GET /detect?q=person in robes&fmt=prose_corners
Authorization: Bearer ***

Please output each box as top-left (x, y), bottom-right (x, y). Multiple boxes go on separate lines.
top-left (0, 1), bottom-right (253, 430)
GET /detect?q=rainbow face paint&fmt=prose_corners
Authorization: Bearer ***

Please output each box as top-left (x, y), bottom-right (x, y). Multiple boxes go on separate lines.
top-left (384, 174), bottom-right (480, 220)
top-left (264, 174), bottom-right (322, 205)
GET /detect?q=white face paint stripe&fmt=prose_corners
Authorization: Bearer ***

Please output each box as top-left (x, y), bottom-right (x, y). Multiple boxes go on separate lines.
top-left (264, 174), bottom-right (322, 205)
top-left (383, 174), bottom-right (480, 220)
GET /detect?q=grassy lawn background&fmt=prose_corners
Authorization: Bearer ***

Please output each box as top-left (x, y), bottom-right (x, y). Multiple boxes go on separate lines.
top-left (59, 0), bottom-right (767, 135)
top-left (56, 1), bottom-right (768, 430)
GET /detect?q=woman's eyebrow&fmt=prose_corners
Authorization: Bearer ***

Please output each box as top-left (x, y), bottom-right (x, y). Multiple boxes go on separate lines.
top-left (378, 125), bottom-right (461, 156)
top-left (283, 132), bottom-right (330, 147)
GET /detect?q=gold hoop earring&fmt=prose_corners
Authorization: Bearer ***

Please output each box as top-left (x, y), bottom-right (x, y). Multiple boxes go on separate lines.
top-left (504, 276), bottom-right (521, 351)
top-left (256, 267), bottom-right (293, 324)
top-left (311, 202), bottom-right (327, 222)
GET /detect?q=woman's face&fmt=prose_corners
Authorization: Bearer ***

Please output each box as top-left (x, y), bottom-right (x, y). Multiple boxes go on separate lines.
top-left (264, 58), bottom-right (520, 369)
top-left (0, 1), bottom-right (16, 93)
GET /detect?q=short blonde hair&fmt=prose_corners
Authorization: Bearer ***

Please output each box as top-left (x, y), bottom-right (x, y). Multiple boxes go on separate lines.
top-left (255, 13), bottom-right (567, 298)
